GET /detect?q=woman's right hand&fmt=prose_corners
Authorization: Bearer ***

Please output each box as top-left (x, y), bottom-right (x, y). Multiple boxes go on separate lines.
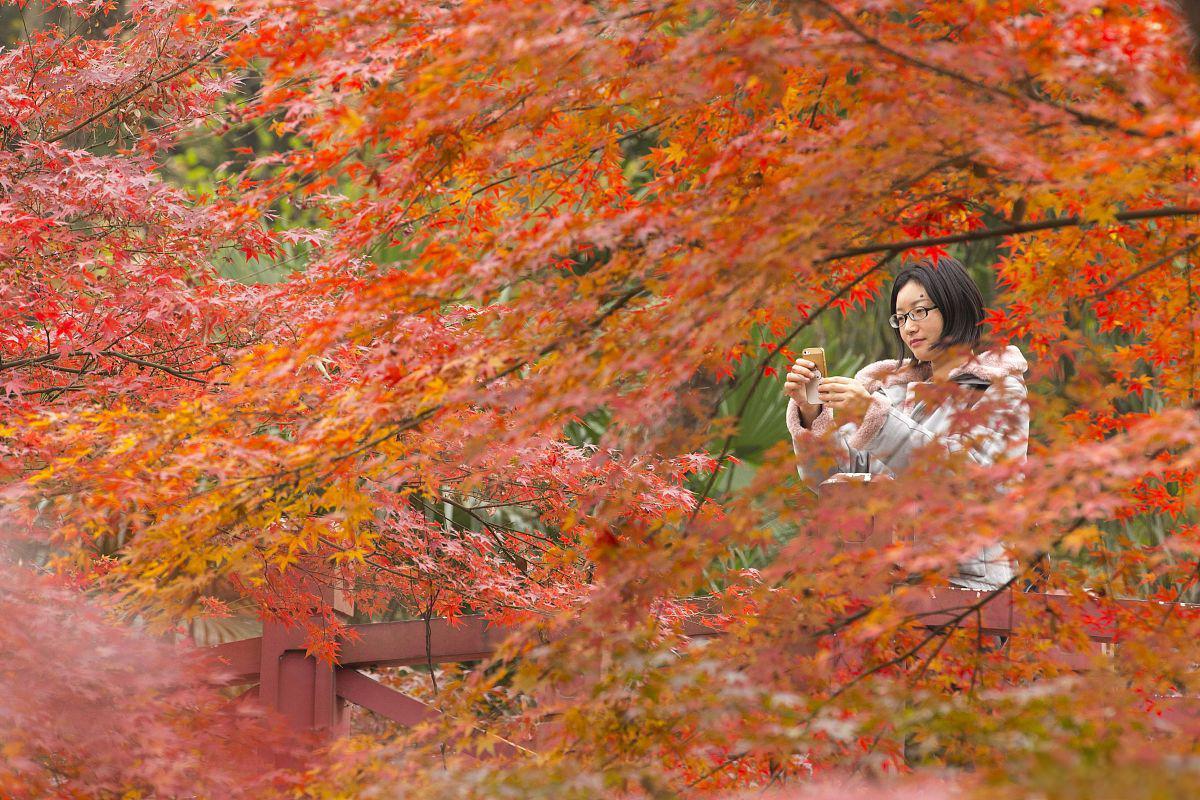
top-left (784, 357), bottom-right (824, 424)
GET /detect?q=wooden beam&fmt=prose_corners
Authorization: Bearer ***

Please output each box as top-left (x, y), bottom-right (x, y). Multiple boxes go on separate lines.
top-left (898, 587), bottom-right (1198, 643)
top-left (206, 589), bottom-right (1193, 683)
top-left (207, 616), bottom-right (518, 681)
top-left (336, 669), bottom-right (526, 757)
top-left (336, 668), bottom-right (441, 727)
top-left (339, 616), bottom-right (505, 669)
top-left (207, 635), bottom-right (262, 683)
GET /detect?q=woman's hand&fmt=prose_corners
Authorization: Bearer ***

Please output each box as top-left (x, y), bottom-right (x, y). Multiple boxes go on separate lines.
top-left (817, 376), bottom-right (873, 422)
top-left (784, 357), bottom-right (824, 426)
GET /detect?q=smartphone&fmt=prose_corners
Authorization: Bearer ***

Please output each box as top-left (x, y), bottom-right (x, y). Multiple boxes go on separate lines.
top-left (801, 347), bottom-right (827, 405)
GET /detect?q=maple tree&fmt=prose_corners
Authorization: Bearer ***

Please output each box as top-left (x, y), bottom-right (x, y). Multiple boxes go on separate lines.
top-left (6, 0), bottom-right (1200, 797)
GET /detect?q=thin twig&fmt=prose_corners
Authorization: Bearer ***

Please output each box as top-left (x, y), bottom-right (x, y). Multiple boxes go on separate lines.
top-left (46, 27), bottom-right (248, 146)
top-left (821, 206), bottom-right (1200, 263)
top-left (805, 0), bottom-right (1148, 138)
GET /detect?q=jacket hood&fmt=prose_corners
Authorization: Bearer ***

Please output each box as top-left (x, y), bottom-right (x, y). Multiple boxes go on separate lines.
top-left (856, 345), bottom-right (1028, 393)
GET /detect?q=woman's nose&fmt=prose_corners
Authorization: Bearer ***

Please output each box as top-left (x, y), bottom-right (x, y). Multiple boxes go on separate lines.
top-left (902, 315), bottom-right (920, 333)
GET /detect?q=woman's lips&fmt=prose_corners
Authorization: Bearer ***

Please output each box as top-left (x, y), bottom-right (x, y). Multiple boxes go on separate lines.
top-left (909, 338), bottom-right (925, 348)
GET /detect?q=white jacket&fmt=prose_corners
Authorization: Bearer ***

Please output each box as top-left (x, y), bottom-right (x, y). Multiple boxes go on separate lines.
top-left (785, 346), bottom-right (1030, 590)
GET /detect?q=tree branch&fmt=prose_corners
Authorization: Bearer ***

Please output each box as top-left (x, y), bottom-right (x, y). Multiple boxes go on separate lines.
top-left (822, 205), bottom-right (1200, 263)
top-left (100, 350), bottom-right (226, 385)
top-left (1084, 238), bottom-right (1200, 302)
top-left (43, 27), bottom-right (246, 147)
top-left (803, 0), bottom-right (1150, 138)
top-left (1178, 0), bottom-right (1200, 70)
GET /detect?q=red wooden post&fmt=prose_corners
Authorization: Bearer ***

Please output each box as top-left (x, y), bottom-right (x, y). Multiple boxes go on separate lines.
top-left (257, 579), bottom-right (349, 737)
top-left (258, 619), bottom-right (346, 735)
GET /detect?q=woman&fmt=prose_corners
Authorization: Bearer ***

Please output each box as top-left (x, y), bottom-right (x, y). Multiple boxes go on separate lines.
top-left (783, 256), bottom-right (1029, 590)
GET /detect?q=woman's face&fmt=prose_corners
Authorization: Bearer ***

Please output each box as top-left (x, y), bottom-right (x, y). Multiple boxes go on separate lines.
top-left (894, 280), bottom-right (944, 362)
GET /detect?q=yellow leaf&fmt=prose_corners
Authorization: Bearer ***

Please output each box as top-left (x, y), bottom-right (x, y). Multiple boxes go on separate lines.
top-left (1063, 525), bottom-right (1102, 551)
top-left (657, 140), bottom-right (687, 165)
top-left (342, 107), bottom-right (365, 134)
top-left (1081, 201), bottom-right (1117, 226)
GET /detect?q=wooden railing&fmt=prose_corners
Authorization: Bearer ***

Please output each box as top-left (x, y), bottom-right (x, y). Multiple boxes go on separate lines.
top-left (209, 585), bottom-right (1190, 742)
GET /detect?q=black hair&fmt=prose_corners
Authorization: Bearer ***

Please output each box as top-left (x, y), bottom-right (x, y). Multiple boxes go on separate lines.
top-left (889, 255), bottom-right (985, 367)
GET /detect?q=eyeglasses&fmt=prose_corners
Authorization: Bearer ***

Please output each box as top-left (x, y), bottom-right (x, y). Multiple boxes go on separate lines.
top-left (888, 305), bottom-right (938, 328)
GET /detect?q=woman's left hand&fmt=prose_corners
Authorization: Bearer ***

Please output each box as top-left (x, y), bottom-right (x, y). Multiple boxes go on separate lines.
top-left (817, 376), bottom-right (873, 421)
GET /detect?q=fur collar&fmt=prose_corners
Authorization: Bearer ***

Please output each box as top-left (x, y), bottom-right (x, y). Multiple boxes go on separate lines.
top-left (855, 345), bottom-right (1028, 394)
